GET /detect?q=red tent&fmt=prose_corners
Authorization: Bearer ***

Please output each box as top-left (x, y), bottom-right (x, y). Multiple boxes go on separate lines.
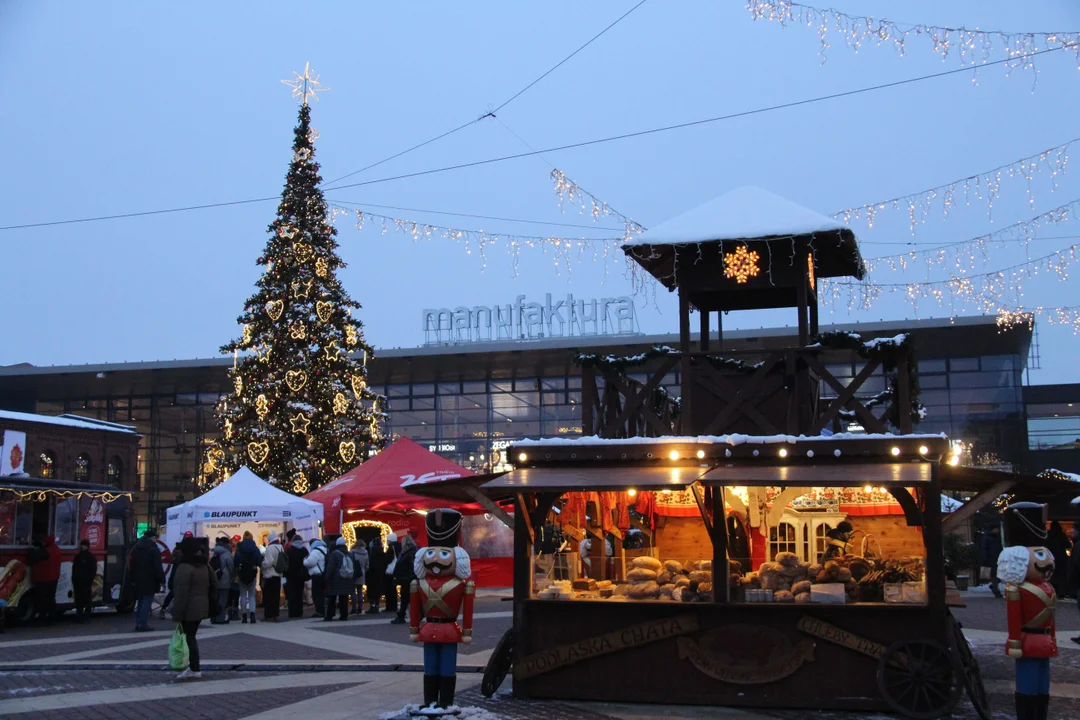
top-left (305, 438), bottom-right (512, 586)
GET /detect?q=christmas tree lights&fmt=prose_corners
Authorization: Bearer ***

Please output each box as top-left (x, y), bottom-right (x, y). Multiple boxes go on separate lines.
top-left (208, 75), bottom-right (385, 492)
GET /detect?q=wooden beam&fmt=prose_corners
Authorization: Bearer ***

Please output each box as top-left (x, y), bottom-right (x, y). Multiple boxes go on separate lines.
top-left (517, 493), bottom-right (536, 546)
top-left (767, 487), bottom-right (812, 527)
top-left (463, 485), bottom-right (514, 529)
top-left (700, 309), bottom-right (710, 352)
top-left (888, 487), bottom-right (924, 527)
top-left (796, 246), bottom-right (810, 347)
top-left (941, 479), bottom-right (1018, 535)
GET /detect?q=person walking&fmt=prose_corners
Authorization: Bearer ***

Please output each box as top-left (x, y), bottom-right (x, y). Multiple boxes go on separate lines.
top-left (304, 538), bottom-right (328, 618)
top-left (233, 531), bottom-right (262, 624)
top-left (284, 536), bottom-right (309, 619)
top-left (384, 533), bottom-right (402, 614)
top-left (366, 536), bottom-right (387, 614)
top-left (171, 536), bottom-right (217, 681)
top-left (980, 525), bottom-right (1003, 598)
top-left (27, 535), bottom-right (62, 624)
top-left (390, 534), bottom-right (417, 625)
top-left (351, 539), bottom-right (369, 615)
top-left (323, 537), bottom-right (354, 621)
top-left (210, 537), bottom-right (234, 624)
top-left (1047, 520), bottom-right (1073, 600)
top-left (71, 539), bottom-right (97, 622)
top-left (129, 529), bottom-right (165, 631)
top-left (1069, 524), bottom-right (1080, 644)
top-left (260, 531), bottom-right (285, 622)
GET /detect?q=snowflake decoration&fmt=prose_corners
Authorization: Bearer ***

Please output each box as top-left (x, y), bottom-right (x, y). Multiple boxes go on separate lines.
top-left (723, 245), bottom-right (761, 284)
top-left (281, 62), bottom-right (329, 106)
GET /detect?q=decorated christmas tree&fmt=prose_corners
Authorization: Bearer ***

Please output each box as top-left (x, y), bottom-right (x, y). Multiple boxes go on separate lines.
top-left (205, 65), bottom-right (385, 493)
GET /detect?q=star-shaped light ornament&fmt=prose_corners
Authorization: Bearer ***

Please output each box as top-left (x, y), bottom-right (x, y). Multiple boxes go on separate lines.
top-left (290, 413), bottom-right (312, 434)
top-left (294, 147), bottom-right (311, 163)
top-left (282, 62), bottom-right (329, 106)
top-left (292, 279), bottom-right (313, 299)
top-left (323, 341), bottom-right (342, 361)
top-left (278, 225), bottom-right (298, 240)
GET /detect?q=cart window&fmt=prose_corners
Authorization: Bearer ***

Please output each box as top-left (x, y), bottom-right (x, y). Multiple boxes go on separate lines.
top-left (769, 522), bottom-right (798, 560)
top-left (107, 518), bottom-right (126, 547)
top-left (0, 499), bottom-right (19, 545)
top-left (30, 500), bottom-right (50, 541)
top-left (53, 497), bottom-right (78, 547)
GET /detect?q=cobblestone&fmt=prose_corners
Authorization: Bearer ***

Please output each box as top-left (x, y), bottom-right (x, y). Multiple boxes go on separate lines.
top-left (315, 616), bottom-right (511, 653)
top-left (91, 630), bottom-right (365, 662)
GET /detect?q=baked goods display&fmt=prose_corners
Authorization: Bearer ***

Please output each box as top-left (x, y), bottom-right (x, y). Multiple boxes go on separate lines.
top-left (534, 555), bottom-right (714, 602)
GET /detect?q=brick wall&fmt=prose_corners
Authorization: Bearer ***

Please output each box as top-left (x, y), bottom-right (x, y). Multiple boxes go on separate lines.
top-left (0, 417), bottom-right (140, 490)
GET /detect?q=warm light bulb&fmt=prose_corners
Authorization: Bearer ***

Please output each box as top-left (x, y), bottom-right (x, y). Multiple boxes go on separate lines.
top-left (669, 450), bottom-right (680, 461)
top-left (918, 445), bottom-right (929, 455)
top-left (696, 450), bottom-right (706, 459)
top-left (662, 489), bottom-right (672, 495)
top-left (627, 488), bottom-right (637, 498)
top-left (864, 485), bottom-right (873, 493)
top-left (948, 455), bottom-right (960, 466)
top-left (878, 487), bottom-right (887, 494)
top-left (890, 447), bottom-right (901, 456)
top-left (778, 448), bottom-right (788, 458)
top-left (517, 453), bottom-right (527, 463)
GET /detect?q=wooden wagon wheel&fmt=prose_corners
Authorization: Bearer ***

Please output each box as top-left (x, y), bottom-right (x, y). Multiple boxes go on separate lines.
top-left (947, 614), bottom-right (992, 720)
top-left (481, 628), bottom-right (514, 698)
top-left (877, 639), bottom-right (963, 719)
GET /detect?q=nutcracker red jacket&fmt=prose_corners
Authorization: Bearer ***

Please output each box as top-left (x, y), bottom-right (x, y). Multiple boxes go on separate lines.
top-left (1006, 580), bottom-right (1058, 659)
top-left (410, 574), bottom-right (475, 644)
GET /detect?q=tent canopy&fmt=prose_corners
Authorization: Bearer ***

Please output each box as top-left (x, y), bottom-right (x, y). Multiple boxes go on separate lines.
top-left (164, 467), bottom-right (324, 546)
top-left (305, 438), bottom-right (485, 526)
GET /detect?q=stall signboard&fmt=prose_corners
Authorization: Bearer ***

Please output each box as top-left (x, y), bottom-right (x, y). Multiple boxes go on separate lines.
top-left (516, 613), bottom-right (699, 680)
top-left (796, 616), bottom-right (888, 660)
top-left (677, 625), bottom-right (816, 684)
top-left (79, 496), bottom-right (106, 552)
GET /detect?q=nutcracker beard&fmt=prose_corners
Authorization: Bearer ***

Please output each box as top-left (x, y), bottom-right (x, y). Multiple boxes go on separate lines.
top-left (997, 545), bottom-right (1058, 720)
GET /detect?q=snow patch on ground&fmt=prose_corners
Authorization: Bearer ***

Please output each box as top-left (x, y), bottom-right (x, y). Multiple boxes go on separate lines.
top-left (380, 706), bottom-right (502, 720)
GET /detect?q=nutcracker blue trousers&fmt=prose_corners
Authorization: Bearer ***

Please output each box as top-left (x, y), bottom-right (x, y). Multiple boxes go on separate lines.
top-left (424, 642), bottom-right (458, 676)
top-left (1015, 657), bottom-right (1050, 695)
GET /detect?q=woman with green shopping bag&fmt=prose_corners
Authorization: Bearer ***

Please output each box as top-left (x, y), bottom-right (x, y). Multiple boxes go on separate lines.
top-left (170, 537), bottom-right (217, 680)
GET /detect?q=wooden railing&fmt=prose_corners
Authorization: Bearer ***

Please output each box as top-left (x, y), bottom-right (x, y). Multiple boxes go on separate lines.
top-left (580, 346), bottom-right (913, 439)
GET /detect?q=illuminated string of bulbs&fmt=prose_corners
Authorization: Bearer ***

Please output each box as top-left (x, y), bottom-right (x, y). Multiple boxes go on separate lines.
top-left (863, 198), bottom-right (1080, 274)
top-left (326, 205), bottom-right (625, 279)
top-left (550, 169), bottom-right (646, 240)
top-left (746, 0), bottom-right (1080, 75)
top-left (835, 138), bottom-right (1076, 234)
top-left (997, 305), bottom-right (1080, 334)
top-left (822, 243), bottom-right (1080, 315)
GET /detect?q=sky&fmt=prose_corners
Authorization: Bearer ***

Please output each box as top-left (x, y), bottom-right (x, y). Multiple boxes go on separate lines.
top-left (2, 1), bottom-right (1079, 383)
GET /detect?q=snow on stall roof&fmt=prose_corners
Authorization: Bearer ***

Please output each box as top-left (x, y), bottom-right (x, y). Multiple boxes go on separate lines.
top-left (623, 186), bottom-right (848, 247)
top-left (0, 409), bottom-right (138, 434)
top-left (512, 433), bottom-right (946, 448)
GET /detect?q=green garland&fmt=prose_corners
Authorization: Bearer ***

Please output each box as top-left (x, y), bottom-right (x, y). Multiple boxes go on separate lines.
top-left (573, 344), bottom-right (763, 375)
top-left (814, 331), bottom-right (924, 429)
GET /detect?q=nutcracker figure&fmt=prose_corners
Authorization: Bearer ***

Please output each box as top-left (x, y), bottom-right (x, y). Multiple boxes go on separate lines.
top-left (410, 508), bottom-right (474, 713)
top-left (997, 501), bottom-right (1057, 720)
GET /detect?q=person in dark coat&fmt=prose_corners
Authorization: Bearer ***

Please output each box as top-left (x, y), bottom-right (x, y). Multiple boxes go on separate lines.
top-left (161, 532), bottom-right (190, 618)
top-left (366, 536), bottom-right (388, 613)
top-left (172, 536), bottom-right (217, 680)
top-left (323, 537), bottom-right (354, 621)
top-left (27, 535), bottom-right (62, 624)
top-left (1046, 521), bottom-right (1072, 599)
top-left (383, 533), bottom-right (402, 613)
top-left (1068, 524), bottom-right (1080, 645)
top-left (71, 539), bottom-right (97, 621)
top-left (390, 534), bottom-right (418, 625)
top-left (980, 525), bottom-right (1004, 598)
top-left (129, 529), bottom-right (165, 631)
top-left (284, 537), bottom-right (309, 619)
top-left (233, 531), bottom-right (262, 624)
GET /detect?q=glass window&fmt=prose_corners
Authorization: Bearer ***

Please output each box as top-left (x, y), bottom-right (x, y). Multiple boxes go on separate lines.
top-left (950, 358), bottom-right (980, 372)
top-left (1027, 416), bottom-right (1080, 450)
top-left (0, 499), bottom-right (19, 545)
top-left (53, 497), bottom-right (78, 547)
top-left (437, 382), bottom-right (460, 395)
top-left (825, 363), bottom-right (853, 379)
top-left (542, 378), bottom-right (566, 391)
top-left (462, 381), bottom-right (487, 394)
top-left (388, 385), bottom-right (410, 397)
top-left (490, 380), bottom-right (513, 393)
top-left (514, 378), bottom-right (538, 392)
top-left (411, 384), bottom-right (435, 396)
top-left (920, 375), bottom-right (948, 389)
top-left (9, 501), bottom-right (33, 545)
top-left (918, 359), bottom-right (947, 373)
top-left (950, 372), bottom-right (1016, 389)
top-left (769, 522), bottom-right (798, 560)
top-left (981, 355), bottom-right (1018, 371)
top-left (74, 453), bottom-right (91, 483)
top-left (106, 457), bottom-right (122, 487)
top-left (39, 450), bottom-right (57, 479)
top-left (814, 523), bottom-right (832, 563)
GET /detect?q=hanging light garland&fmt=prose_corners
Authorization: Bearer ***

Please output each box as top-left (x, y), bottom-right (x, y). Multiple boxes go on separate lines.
top-left (550, 169), bottom-right (646, 240)
top-left (341, 519), bottom-right (391, 552)
top-left (745, 0), bottom-right (1080, 75)
top-left (996, 305), bottom-right (1080, 334)
top-left (0, 486), bottom-right (132, 503)
top-left (834, 138), bottom-right (1076, 234)
top-left (863, 198), bottom-right (1080, 275)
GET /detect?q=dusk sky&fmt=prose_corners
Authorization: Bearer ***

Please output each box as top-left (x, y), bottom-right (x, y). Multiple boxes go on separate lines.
top-left (3, 1), bottom-right (1078, 382)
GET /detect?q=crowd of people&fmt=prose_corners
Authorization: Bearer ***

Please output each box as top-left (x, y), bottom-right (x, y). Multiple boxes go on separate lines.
top-left (125, 526), bottom-right (420, 680)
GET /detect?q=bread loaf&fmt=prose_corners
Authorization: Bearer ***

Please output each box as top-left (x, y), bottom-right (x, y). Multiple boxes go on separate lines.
top-left (664, 560), bottom-right (684, 574)
top-left (627, 581), bottom-right (660, 599)
top-left (626, 567), bottom-right (658, 582)
top-left (631, 556), bottom-right (663, 572)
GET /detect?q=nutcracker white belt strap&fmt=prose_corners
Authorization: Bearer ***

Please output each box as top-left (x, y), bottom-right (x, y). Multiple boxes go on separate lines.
top-left (419, 577), bottom-right (461, 617)
top-left (1019, 582), bottom-right (1056, 628)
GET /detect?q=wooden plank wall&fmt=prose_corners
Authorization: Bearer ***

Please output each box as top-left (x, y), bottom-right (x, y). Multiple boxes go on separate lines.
top-left (656, 516), bottom-right (713, 567)
top-left (853, 516), bottom-right (925, 559)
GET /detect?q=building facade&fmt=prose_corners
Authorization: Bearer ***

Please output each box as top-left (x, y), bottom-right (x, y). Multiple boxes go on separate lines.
top-left (0, 315), bottom-right (1058, 527)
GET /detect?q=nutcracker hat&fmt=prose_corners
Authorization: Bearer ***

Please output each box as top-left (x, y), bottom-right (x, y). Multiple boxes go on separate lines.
top-left (426, 508), bottom-right (463, 548)
top-left (1002, 501), bottom-right (1048, 548)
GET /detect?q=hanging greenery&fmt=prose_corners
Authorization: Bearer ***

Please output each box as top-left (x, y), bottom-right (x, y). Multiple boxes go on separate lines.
top-left (573, 345), bottom-right (762, 375)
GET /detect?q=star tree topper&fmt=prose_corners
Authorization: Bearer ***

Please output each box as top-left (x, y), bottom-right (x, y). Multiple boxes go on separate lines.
top-left (282, 62), bottom-right (329, 106)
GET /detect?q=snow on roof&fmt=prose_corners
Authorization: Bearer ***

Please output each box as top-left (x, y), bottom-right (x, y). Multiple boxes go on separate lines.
top-left (513, 433), bottom-right (946, 448)
top-left (0, 409), bottom-right (138, 434)
top-left (623, 186), bottom-right (848, 247)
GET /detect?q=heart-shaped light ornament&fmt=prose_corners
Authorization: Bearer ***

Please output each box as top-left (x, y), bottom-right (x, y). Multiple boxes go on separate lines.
top-left (206, 447), bottom-right (225, 470)
top-left (285, 370), bottom-right (307, 392)
top-left (265, 300), bottom-right (284, 321)
top-left (350, 376), bottom-right (366, 397)
top-left (339, 441), bottom-right (356, 464)
top-left (293, 243), bottom-right (313, 264)
top-left (247, 441), bottom-right (270, 465)
top-left (316, 301), bottom-right (333, 323)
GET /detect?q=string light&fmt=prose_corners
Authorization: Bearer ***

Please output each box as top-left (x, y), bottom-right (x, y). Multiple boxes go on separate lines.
top-left (724, 245), bottom-right (762, 284)
top-left (341, 519), bottom-right (391, 552)
top-left (333, 393), bottom-right (349, 415)
top-left (550, 169), bottom-right (646, 240)
top-left (0, 487), bottom-right (132, 503)
top-left (293, 472), bottom-right (309, 495)
top-left (997, 305), bottom-right (1080, 334)
top-left (289, 413), bottom-right (312, 434)
top-left (315, 256), bottom-right (328, 277)
top-left (255, 394), bottom-right (270, 419)
top-left (835, 138), bottom-right (1076, 233)
top-left (265, 300), bottom-right (284, 321)
top-left (746, 0), bottom-right (1080, 76)
top-left (316, 301), bottom-right (333, 323)
top-left (339, 441), bottom-right (357, 464)
top-left (289, 321), bottom-right (307, 340)
top-left (293, 243), bottom-right (313, 263)
top-left (285, 370), bottom-right (307, 392)
top-left (247, 441), bottom-right (270, 465)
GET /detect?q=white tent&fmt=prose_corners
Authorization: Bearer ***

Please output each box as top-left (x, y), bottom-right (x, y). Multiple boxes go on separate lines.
top-left (163, 467), bottom-right (324, 548)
